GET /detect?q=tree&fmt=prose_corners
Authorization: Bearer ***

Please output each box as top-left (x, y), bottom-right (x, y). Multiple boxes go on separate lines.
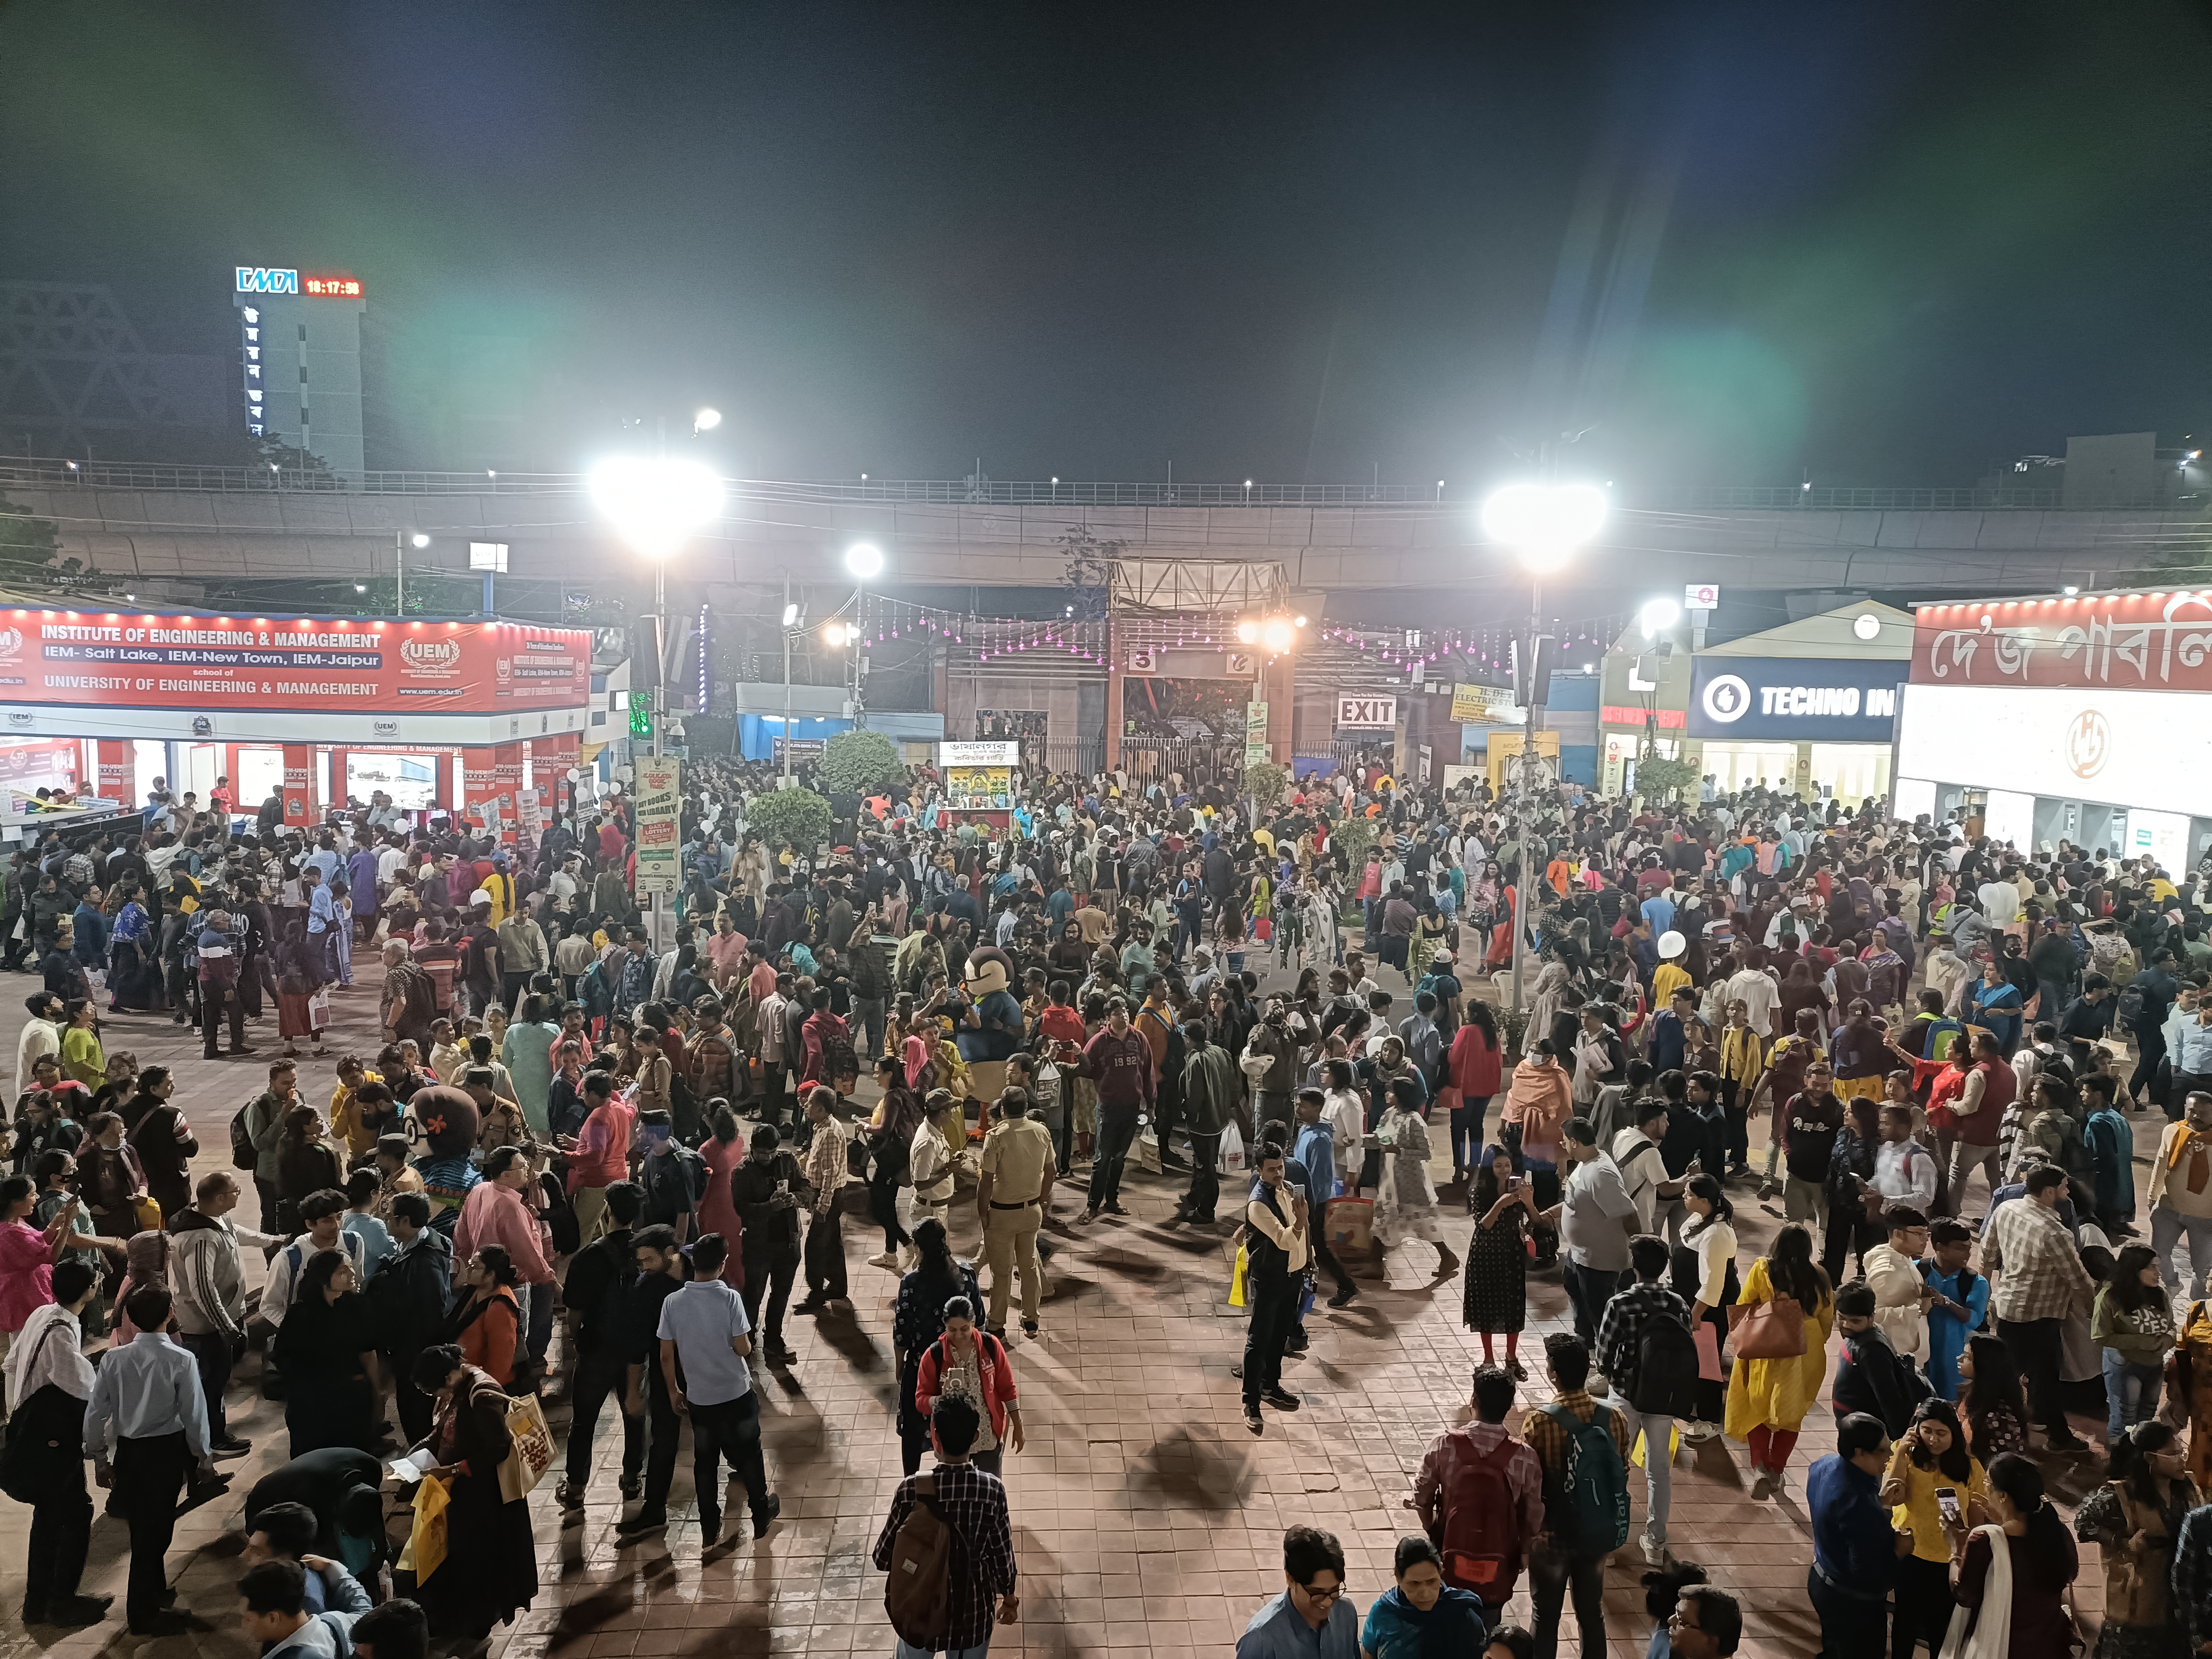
top-left (1242, 759), bottom-right (1289, 815)
top-left (1633, 750), bottom-right (1700, 807)
top-left (0, 490), bottom-right (87, 585)
top-left (748, 786), bottom-right (832, 858)
top-left (817, 729), bottom-right (903, 795)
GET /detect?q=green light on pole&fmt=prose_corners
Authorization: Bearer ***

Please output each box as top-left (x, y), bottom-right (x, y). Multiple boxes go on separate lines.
top-left (630, 687), bottom-right (654, 741)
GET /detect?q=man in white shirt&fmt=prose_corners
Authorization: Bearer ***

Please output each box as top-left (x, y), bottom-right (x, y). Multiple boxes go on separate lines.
top-left (1978, 872), bottom-right (2022, 928)
top-left (1861, 1205), bottom-right (1933, 1365)
top-left (260, 1191), bottom-right (368, 1332)
top-left (1317, 1059), bottom-right (1365, 1191)
top-left (1725, 954), bottom-right (1782, 1039)
top-left (1610, 1098), bottom-right (1685, 1234)
top-left (1870, 1104), bottom-right (1939, 1211)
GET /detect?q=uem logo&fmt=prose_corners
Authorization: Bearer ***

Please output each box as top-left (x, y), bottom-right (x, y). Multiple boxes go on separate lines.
top-left (0, 630), bottom-right (22, 655)
top-left (399, 638), bottom-right (463, 671)
top-left (235, 267), bottom-right (299, 294)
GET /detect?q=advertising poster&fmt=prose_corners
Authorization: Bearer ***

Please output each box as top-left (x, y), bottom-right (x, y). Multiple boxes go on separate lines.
top-left (631, 756), bottom-right (682, 896)
top-left (0, 611), bottom-right (590, 713)
top-left (1448, 684), bottom-right (1525, 725)
top-left (1244, 700), bottom-right (1270, 766)
top-left (945, 765), bottom-right (1012, 810)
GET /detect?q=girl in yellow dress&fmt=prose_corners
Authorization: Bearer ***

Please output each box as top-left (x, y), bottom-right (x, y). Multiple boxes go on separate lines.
top-left (1724, 1220), bottom-right (1836, 1500)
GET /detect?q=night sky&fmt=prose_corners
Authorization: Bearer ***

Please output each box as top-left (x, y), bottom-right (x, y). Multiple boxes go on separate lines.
top-left (5, 0), bottom-right (2207, 491)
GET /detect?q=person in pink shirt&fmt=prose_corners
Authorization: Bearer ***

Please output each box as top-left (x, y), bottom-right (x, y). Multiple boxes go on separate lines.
top-left (559, 1073), bottom-right (634, 1247)
top-left (0, 1172), bottom-right (81, 1391)
top-left (454, 1144), bottom-right (555, 1377)
top-left (705, 916), bottom-right (749, 990)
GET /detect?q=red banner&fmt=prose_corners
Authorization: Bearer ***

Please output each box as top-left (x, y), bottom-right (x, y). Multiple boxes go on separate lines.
top-left (0, 611), bottom-right (592, 714)
top-left (0, 738), bottom-right (80, 788)
top-left (1913, 592), bottom-right (2212, 694)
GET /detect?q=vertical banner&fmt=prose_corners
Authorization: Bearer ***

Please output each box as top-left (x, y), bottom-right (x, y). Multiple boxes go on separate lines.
top-left (631, 756), bottom-right (682, 897)
top-left (516, 787), bottom-right (544, 850)
top-left (1244, 700), bottom-right (1270, 767)
top-left (282, 744), bottom-right (315, 826)
top-left (96, 739), bottom-right (132, 801)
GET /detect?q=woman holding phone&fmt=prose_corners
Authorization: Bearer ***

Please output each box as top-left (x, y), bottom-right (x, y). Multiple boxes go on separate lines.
top-left (1462, 1147), bottom-right (1535, 1377)
top-left (1880, 1399), bottom-right (1987, 1659)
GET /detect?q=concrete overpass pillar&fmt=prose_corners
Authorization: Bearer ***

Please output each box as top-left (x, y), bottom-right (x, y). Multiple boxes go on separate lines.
top-left (1265, 651), bottom-right (1294, 765)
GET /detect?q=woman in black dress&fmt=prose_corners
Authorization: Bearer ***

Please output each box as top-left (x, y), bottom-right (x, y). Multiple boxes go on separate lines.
top-left (407, 1344), bottom-right (539, 1642)
top-left (271, 1250), bottom-right (379, 1457)
top-left (1464, 1146), bottom-right (1536, 1380)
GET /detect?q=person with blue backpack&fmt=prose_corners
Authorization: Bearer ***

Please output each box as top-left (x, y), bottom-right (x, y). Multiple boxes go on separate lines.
top-left (1520, 1332), bottom-right (1632, 1658)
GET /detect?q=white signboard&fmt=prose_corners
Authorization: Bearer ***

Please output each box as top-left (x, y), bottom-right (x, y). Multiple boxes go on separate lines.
top-left (1684, 583), bottom-right (1720, 611)
top-left (939, 741), bottom-right (1021, 767)
top-left (1334, 694), bottom-right (1397, 730)
top-left (1897, 683), bottom-right (2212, 823)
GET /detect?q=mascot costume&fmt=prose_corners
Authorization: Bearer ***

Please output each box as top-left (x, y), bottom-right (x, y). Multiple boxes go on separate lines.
top-left (408, 1084), bottom-right (483, 1231)
top-left (956, 944), bottom-right (1024, 1139)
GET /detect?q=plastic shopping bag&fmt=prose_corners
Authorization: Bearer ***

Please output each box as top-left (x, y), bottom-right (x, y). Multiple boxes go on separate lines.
top-left (1630, 1425), bottom-right (1682, 1469)
top-left (1217, 1120), bottom-right (1246, 1176)
top-left (398, 1474), bottom-right (450, 1582)
top-left (1229, 1242), bottom-right (1249, 1308)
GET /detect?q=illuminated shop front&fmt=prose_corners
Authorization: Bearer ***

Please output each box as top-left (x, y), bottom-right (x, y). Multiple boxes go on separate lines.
top-left (0, 607), bottom-right (591, 834)
top-left (1896, 589), bottom-right (2212, 868)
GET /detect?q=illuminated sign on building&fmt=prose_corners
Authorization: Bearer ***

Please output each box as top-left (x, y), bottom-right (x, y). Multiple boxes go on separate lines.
top-left (238, 305), bottom-right (264, 437)
top-left (302, 274), bottom-right (364, 297)
top-left (236, 267), bottom-right (299, 293)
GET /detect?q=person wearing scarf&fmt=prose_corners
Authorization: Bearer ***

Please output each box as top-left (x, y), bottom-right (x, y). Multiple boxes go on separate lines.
top-left (1358, 1537), bottom-right (1488, 1658)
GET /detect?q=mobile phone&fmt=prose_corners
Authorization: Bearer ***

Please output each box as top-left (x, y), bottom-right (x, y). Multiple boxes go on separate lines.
top-left (1508, 1174), bottom-right (1526, 1192)
top-left (1936, 1487), bottom-right (1963, 1529)
top-left (775, 1179), bottom-right (789, 1198)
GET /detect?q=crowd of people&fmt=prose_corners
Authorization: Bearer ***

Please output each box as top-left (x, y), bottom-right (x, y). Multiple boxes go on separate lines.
top-left (7, 749), bottom-right (2212, 1657)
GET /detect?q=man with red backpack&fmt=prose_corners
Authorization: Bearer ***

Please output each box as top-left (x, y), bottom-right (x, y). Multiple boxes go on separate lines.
top-left (1413, 1364), bottom-right (1544, 1628)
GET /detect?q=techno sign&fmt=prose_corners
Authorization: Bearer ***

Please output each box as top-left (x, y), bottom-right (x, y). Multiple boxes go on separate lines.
top-left (1686, 656), bottom-right (1906, 741)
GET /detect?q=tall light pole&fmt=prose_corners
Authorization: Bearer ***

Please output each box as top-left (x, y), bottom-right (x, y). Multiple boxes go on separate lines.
top-left (781, 586), bottom-right (799, 786)
top-left (843, 541), bottom-right (884, 729)
top-left (1479, 480), bottom-right (1608, 1018)
top-left (395, 531), bottom-right (428, 614)
top-left (589, 453), bottom-right (724, 941)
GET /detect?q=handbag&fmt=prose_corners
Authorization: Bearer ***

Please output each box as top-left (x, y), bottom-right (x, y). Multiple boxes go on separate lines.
top-left (0, 1328), bottom-right (72, 1503)
top-left (496, 1392), bottom-right (556, 1503)
top-left (1727, 1292), bottom-right (1806, 1360)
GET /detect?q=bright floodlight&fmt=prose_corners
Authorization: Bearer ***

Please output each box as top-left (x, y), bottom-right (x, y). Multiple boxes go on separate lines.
top-left (1480, 481), bottom-right (1609, 574)
top-left (1639, 597), bottom-right (1682, 638)
top-left (1235, 619), bottom-right (1259, 645)
top-left (589, 456), bottom-right (725, 559)
top-left (844, 542), bottom-right (885, 580)
top-left (693, 407), bottom-right (722, 432)
top-left (781, 602), bottom-right (799, 627)
top-left (1261, 618), bottom-right (1293, 652)
top-left (410, 533), bottom-right (431, 549)
top-left (822, 621), bottom-right (851, 647)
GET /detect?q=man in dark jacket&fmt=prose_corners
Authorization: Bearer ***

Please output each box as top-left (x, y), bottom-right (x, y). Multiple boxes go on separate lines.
top-left (369, 1193), bottom-right (452, 1442)
top-left (556, 1181), bottom-right (645, 1509)
top-left (1176, 1020), bottom-right (1237, 1225)
top-left (728, 1123), bottom-right (810, 1367)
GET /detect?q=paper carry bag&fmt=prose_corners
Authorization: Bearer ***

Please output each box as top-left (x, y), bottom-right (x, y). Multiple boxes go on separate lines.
top-left (1324, 1195), bottom-right (1375, 1254)
top-left (496, 1392), bottom-right (557, 1504)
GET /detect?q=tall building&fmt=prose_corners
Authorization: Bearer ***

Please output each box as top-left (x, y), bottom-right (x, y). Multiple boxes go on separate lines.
top-left (232, 265), bottom-right (367, 475)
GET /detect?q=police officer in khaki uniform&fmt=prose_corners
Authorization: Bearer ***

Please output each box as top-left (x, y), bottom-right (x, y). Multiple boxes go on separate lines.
top-left (976, 1086), bottom-right (1056, 1337)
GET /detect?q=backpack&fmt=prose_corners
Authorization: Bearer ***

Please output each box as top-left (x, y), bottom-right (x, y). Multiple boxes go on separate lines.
top-left (2116, 980), bottom-right (2147, 1032)
top-left (230, 1096), bottom-right (261, 1171)
top-left (819, 1022), bottom-right (860, 1086)
top-left (678, 1148), bottom-right (710, 1206)
top-left (882, 1472), bottom-right (955, 1647)
top-left (1434, 1431), bottom-right (1526, 1598)
top-left (1631, 1308), bottom-right (1703, 1420)
top-left (1537, 1402), bottom-right (1630, 1557)
top-left (540, 1171), bottom-right (581, 1257)
top-left (578, 962), bottom-right (613, 1019)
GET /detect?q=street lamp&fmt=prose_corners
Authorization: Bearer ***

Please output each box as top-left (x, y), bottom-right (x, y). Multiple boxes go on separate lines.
top-left (395, 531), bottom-right (431, 614)
top-left (841, 543), bottom-right (885, 729)
top-left (693, 407), bottom-right (722, 433)
top-left (590, 454), bottom-right (725, 933)
top-left (1480, 479), bottom-right (1609, 1017)
top-left (1638, 596), bottom-right (1682, 638)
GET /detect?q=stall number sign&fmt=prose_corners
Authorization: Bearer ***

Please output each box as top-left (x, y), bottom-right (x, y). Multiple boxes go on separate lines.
top-left (1335, 695), bottom-right (1397, 730)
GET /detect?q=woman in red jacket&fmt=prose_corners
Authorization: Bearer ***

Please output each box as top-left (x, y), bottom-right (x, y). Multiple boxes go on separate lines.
top-left (913, 1295), bottom-right (1023, 1475)
top-left (1444, 1002), bottom-right (1503, 1183)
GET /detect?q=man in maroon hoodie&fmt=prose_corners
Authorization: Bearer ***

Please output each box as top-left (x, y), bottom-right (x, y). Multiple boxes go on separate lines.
top-left (1082, 998), bottom-right (1154, 1222)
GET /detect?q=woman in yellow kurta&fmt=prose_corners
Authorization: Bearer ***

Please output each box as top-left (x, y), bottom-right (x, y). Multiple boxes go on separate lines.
top-left (1880, 1399), bottom-right (1988, 1659)
top-left (1723, 1221), bottom-right (1836, 1500)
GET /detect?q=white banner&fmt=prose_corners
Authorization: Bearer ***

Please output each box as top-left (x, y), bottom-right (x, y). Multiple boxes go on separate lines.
top-left (1334, 694), bottom-right (1397, 730)
top-left (631, 756), bottom-right (682, 897)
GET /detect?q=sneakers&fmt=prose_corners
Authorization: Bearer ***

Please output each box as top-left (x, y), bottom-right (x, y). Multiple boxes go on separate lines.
top-left (210, 1436), bottom-right (253, 1459)
top-left (1641, 1535), bottom-right (1674, 1570)
top-left (556, 1480), bottom-right (586, 1509)
top-left (1327, 1286), bottom-right (1358, 1309)
top-left (1020, 1318), bottom-right (1039, 1338)
top-left (1245, 1408), bottom-right (1264, 1435)
top-left (866, 1252), bottom-right (899, 1270)
top-left (1749, 1469), bottom-right (1774, 1501)
top-left (752, 1493), bottom-right (782, 1538)
top-left (1261, 1387), bottom-right (1301, 1412)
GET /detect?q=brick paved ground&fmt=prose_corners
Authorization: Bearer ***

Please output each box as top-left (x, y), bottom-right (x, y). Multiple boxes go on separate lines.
top-left (0, 955), bottom-right (2140, 1659)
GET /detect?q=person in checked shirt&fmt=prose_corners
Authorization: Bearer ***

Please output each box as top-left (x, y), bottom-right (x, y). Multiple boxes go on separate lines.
top-left (873, 1395), bottom-right (1018, 1655)
top-left (1985, 1163), bottom-right (2095, 1452)
top-left (1593, 1235), bottom-right (1695, 1569)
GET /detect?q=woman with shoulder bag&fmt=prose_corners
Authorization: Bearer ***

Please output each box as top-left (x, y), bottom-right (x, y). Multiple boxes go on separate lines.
top-left (2073, 1421), bottom-right (2194, 1659)
top-left (1724, 1220), bottom-right (1836, 1500)
top-left (913, 1294), bottom-right (1022, 1476)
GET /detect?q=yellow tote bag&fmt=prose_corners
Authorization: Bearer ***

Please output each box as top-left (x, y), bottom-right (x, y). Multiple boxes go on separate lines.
top-left (1229, 1242), bottom-right (1249, 1308)
top-left (398, 1474), bottom-right (451, 1582)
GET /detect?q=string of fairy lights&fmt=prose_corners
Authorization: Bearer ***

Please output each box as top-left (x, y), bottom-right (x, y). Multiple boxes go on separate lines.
top-left (835, 593), bottom-right (1630, 673)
